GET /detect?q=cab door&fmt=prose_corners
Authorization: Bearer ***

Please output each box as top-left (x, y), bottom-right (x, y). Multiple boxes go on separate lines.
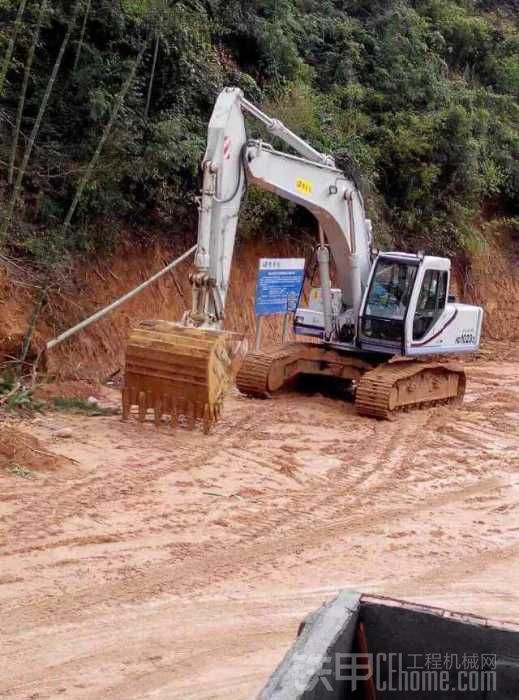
top-left (358, 255), bottom-right (419, 354)
top-left (404, 257), bottom-right (453, 355)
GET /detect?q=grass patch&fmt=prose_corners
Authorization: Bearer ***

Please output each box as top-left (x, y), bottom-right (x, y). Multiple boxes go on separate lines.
top-left (0, 371), bottom-right (44, 415)
top-left (6, 464), bottom-right (37, 479)
top-left (51, 397), bottom-right (118, 416)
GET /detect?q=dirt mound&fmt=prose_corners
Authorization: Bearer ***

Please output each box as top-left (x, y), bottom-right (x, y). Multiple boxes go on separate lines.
top-left (0, 264), bottom-right (39, 365)
top-left (32, 379), bottom-right (100, 402)
top-left (0, 426), bottom-right (69, 473)
top-left (464, 222), bottom-right (519, 341)
top-left (0, 234), bottom-right (304, 380)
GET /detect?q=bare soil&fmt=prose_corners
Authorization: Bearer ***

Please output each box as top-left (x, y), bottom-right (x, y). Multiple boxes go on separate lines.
top-left (0, 427), bottom-right (71, 474)
top-left (1, 345), bottom-right (518, 699)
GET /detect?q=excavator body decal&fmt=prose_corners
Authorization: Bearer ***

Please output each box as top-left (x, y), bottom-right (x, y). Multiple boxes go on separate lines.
top-left (296, 177), bottom-right (313, 195)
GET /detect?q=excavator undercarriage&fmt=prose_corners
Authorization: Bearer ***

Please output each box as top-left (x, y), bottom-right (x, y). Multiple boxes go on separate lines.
top-left (236, 344), bottom-right (466, 419)
top-left (123, 328), bottom-right (466, 427)
top-left (235, 343), bottom-right (375, 397)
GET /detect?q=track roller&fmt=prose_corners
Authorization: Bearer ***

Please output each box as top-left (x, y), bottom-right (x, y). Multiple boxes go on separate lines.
top-left (236, 343), bottom-right (374, 398)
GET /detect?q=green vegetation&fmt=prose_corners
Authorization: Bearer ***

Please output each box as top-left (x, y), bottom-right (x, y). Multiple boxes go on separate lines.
top-left (51, 396), bottom-right (118, 415)
top-left (0, 371), bottom-right (115, 414)
top-left (6, 463), bottom-right (37, 478)
top-left (0, 0), bottom-right (517, 263)
top-left (0, 369), bottom-right (42, 412)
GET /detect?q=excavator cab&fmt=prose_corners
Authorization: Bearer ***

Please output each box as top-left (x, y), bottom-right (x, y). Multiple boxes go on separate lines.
top-left (360, 254), bottom-right (419, 350)
top-left (359, 253), bottom-right (483, 357)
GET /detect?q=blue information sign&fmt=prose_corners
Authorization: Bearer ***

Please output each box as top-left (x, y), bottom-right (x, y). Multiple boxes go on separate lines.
top-left (255, 258), bottom-right (305, 316)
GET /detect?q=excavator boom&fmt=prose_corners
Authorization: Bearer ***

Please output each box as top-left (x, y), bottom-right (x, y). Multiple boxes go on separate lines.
top-left (123, 86), bottom-right (367, 428)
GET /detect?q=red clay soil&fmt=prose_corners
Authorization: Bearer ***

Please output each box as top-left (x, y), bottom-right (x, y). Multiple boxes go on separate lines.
top-left (1, 224), bottom-right (516, 379)
top-left (32, 380), bottom-right (101, 402)
top-left (0, 235), bottom-right (308, 381)
top-left (0, 426), bottom-right (69, 473)
top-left (464, 223), bottom-right (519, 341)
top-left (0, 349), bottom-right (518, 699)
top-left (0, 228), bottom-right (518, 698)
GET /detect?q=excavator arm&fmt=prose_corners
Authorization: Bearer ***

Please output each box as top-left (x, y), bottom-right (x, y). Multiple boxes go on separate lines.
top-left (186, 87), bottom-right (373, 333)
top-left (123, 87), bottom-right (375, 430)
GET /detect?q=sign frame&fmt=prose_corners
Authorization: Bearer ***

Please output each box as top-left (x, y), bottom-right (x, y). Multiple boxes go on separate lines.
top-left (254, 258), bottom-right (306, 317)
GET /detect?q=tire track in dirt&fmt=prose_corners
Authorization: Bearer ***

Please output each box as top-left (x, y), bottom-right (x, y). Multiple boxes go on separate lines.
top-left (1, 356), bottom-right (518, 699)
top-left (0, 399), bottom-right (278, 552)
top-left (0, 467), bottom-right (506, 637)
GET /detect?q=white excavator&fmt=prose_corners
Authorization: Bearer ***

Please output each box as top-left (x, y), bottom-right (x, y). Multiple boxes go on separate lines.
top-left (123, 87), bottom-right (483, 430)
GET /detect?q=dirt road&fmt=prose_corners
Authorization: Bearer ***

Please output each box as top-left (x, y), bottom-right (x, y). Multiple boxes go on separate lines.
top-left (1, 348), bottom-right (519, 699)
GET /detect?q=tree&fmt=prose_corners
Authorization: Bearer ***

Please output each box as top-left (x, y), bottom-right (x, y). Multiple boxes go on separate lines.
top-left (0, 0), bottom-right (28, 97)
top-left (63, 40), bottom-right (149, 229)
top-left (72, 0), bottom-right (91, 72)
top-left (144, 32), bottom-right (159, 120)
top-left (0, 0), bottom-right (82, 243)
top-left (8, 0), bottom-right (49, 187)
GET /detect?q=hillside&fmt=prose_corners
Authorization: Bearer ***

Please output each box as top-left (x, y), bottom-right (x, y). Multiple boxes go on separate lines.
top-left (1, 0), bottom-right (518, 259)
top-left (0, 0), bottom-right (518, 368)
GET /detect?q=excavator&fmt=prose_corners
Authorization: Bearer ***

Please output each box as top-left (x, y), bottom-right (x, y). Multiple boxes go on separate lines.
top-left (123, 87), bottom-right (483, 430)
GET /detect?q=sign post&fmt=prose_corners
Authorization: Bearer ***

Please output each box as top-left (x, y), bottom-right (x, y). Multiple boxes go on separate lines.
top-left (254, 258), bottom-right (305, 351)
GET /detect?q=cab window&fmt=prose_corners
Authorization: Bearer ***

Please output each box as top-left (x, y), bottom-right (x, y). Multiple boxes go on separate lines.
top-left (362, 260), bottom-right (417, 344)
top-left (413, 270), bottom-right (448, 340)
top-left (365, 261), bottom-right (417, 320)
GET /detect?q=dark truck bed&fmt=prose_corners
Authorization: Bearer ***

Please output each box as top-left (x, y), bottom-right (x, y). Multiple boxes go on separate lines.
top-left (259, 592), bottom-right (519, 699)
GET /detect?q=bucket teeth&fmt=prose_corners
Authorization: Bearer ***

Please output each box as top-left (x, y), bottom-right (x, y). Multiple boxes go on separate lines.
top-left (170, 399), bottom-right (178, 427)
top-left (138, 391), bottom-right (147, 422)
top-left (121, 320), bottom-right (245, 432)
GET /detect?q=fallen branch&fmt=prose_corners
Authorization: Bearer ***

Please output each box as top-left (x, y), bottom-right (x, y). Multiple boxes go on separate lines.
top-left (17, 438), bottom-right (80, 465)
top-left (0, 382), bottom-right (21, 406)
top-left (171, 271), bottom-right (184, 299)
top-left (107, 269), bottom-right (121, 283)
top-left (93, 268), bottom-right (107, 283)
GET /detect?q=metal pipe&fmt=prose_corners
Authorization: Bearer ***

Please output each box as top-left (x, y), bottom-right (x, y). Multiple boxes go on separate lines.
top-left (255, 315), bottom-right (264, 351)
top-left (46, 245), bottom-right (196, 351)
top-left (240, 96), bottom-right (334, 167)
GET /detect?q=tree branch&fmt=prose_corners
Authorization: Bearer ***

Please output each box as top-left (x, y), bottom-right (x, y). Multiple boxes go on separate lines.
top-left (0, 0), bottom-right (82, 244)
top-left (0, 0), bottom-right (28, 97)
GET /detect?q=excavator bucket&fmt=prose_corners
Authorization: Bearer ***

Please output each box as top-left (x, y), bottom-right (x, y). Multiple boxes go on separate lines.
top-left (122, 320), bottom-right (246, 432)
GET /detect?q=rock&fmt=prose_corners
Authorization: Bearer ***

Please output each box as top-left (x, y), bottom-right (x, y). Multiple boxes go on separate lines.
top-left (55, 427), bottom-right (73, 438)
top-left (87, 396), bottom-right (99, 405)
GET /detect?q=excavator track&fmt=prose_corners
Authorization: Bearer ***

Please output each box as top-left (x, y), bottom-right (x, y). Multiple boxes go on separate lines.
top-left (233, 353), bottom-right (276, 398)
top-left (235, 345), bottom-right (300, 397)
top-left (355, 361), bottom-right (466, 419)
top-left (236, 343), bottom-right (375, 398)
top-left (237, 346), bottom-right (466, 420)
